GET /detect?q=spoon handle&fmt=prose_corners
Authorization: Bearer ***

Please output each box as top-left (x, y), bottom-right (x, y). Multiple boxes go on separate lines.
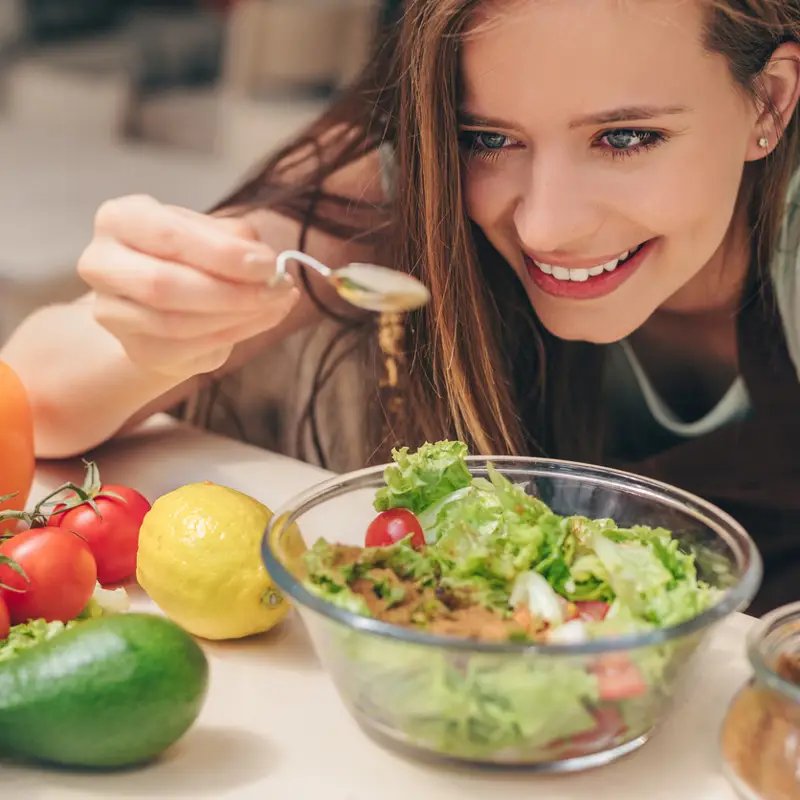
top-left (271, 250), bottom-right (333, 286)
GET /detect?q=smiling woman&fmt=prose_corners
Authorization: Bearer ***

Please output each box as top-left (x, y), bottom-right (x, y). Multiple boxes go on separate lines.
top-left (457, 0), bottom-right (778, 345)
top-left (5, 0), bottom-right (800, 614)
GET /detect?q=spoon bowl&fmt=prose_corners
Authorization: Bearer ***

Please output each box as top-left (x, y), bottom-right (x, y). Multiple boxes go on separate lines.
top-left (272, 250), bottom-right (430, 313)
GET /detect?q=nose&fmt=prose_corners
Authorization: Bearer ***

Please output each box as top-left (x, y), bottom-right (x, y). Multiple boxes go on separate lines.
top-left (513, 157), bottom-right (602, 255)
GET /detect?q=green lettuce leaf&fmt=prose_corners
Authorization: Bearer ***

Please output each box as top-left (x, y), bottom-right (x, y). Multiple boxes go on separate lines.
top-left (0, 618), bottom-right (76, 663)
top-left (373, 441), bottom-right (474, 515)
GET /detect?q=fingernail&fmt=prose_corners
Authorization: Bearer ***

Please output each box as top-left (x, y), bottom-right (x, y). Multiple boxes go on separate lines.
top-left (244, 249), bottom-right (272, 264)
top-left (269, 272), bottom-right (295, 291)
top-left (244, 250), bottom-right (276, 273)
top-left (259, 275), bottom-right (296, 297)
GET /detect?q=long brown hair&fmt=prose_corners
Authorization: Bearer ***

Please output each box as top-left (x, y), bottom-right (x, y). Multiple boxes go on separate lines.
top-left (210, 0), bottom-right (800, 468)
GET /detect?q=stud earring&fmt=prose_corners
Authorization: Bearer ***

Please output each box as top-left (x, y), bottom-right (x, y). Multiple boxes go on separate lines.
top-left (758, 136), bottom-right (769, 149)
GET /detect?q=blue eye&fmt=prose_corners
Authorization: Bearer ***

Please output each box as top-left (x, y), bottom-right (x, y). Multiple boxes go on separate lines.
top-left (459, 130), bottom-right (517, 161)
top-left (475, 132), bottom-right (509, 150)
top-left (601, 130), bottom-right (662, 151)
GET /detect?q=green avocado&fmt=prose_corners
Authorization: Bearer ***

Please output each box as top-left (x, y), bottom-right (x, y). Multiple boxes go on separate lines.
top-left (0, 613), bottom-right (209, 769)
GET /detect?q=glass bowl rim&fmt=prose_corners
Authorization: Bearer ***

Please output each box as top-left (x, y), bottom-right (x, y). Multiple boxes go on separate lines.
top-left (262, 455), bottom-right (763, 656)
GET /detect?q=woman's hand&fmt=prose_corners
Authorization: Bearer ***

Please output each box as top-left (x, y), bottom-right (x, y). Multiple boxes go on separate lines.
top-left (78, 194), bottom-right (300, 378)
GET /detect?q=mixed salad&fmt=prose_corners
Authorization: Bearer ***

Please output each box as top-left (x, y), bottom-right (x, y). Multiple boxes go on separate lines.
top-left (300, 440), bottom-right (723, 760)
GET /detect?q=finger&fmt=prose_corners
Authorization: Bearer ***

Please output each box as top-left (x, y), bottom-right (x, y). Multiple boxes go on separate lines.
top-left (94, 195), bottom-right (276, 284)
top-left (80, 237), bottom-right (293, 313)
top-left (121, 299), bottom-right (300, 372)
top-left (93, 294), bottom-right (269, 341)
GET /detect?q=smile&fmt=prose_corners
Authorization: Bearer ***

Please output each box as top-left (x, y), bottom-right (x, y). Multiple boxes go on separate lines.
top-left (529, 244), bottom-right (644, 282)
top-left (523, 239), bottom-right (656, 300)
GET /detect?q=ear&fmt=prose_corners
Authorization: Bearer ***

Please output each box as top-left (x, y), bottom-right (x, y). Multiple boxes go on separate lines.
top-left (745, 42), bottom-right (800, 161)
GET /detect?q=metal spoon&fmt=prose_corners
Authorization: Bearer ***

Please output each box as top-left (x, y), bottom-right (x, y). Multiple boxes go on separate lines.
top-left (271, 250), bottom-right (430, 313)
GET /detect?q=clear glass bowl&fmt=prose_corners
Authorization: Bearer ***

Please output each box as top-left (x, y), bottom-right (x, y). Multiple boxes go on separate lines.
top-left (721, 602), bottom-right (800, 799)
top-left (262, 457), bottom-right (762, 771)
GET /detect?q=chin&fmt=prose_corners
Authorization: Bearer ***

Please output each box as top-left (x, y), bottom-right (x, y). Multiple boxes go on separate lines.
top-left (533, 307), bottom-right (642, 345)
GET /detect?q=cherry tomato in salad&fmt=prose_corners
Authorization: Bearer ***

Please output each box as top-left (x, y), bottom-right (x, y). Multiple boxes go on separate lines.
top-left (0, 595), bottom-right (9, 640)
top-left (365, 509), bottom-right (425, 549)
top-left (592, 653), bottom-right (648, 701)
top-left (49, 484), bottom-right (151, 585)
top-left (574, 601), bottom-right (611, 622)
top-left (0, 528), bottom-right (97, 624)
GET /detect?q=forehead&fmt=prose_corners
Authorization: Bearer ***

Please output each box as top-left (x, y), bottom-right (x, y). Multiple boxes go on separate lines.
top-left (460, 0), bottom-right (729, 120)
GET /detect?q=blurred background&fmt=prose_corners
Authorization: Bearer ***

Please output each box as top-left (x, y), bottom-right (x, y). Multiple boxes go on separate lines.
top-left (0, 0), bottom-right (394, 343)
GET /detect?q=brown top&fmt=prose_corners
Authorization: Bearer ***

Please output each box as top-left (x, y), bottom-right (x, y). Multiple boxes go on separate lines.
top-left (619, 270), bottom-right (800, 615)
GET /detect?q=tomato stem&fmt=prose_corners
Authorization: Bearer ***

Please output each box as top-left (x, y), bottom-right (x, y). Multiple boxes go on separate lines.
top-left (0, 554), bottom-right (29, 591)
top-left (0, 461), bottom-right (128, 535)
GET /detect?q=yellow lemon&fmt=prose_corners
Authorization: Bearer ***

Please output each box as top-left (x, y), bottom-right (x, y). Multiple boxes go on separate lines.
top-left (137, 482), bottom-right (305, 641)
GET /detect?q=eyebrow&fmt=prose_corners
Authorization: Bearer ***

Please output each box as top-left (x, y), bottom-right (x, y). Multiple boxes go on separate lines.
top-left (458, 105), bottom-right (691, 130)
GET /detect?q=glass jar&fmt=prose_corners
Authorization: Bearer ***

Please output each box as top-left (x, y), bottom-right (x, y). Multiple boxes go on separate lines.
top-left (721, 602), bottom-right (800, 800)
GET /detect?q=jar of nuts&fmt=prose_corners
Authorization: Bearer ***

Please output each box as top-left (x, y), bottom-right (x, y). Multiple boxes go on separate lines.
top-left (721, 602), bottom-right (800, 799)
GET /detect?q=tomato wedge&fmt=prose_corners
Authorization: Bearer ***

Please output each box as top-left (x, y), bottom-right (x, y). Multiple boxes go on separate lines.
top-left (574, 601), bottom-right (611, 621)
top-left (549, 705), bottom-right (628, 758)
top-left (592, 653), bottom-right (649, 701)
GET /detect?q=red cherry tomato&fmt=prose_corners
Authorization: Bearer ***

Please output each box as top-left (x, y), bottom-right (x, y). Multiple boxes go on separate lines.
top-left (592, 654), bottom-right (649, 701)
top-left (365, 509), bottom-right (425, 549)
top-left (49, 484), bottom-right (151, 585)
top-left (0, 528), bottom-right (97, 624)
top-left (574, 601), bottom-right (611, 622)
top-left (0, 595), bottom-right (9, 640)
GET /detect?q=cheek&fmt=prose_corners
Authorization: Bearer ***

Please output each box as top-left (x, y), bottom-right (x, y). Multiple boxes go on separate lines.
top-left (463, 162), bottom-right (522, 257)
top-left (657, 106), bottom-right (753, 235)
top-left (605, 133), bottom-right (749, 254)
top-left (463, 160), bottom-right (521, 222)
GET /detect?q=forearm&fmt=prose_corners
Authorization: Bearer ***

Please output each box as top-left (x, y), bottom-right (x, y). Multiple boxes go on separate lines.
top-left (0, 295), bottom-right (195, 459)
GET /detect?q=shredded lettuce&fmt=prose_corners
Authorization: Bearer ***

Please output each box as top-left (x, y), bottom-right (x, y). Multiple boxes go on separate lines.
top-left (0, 618), bottom-right (76, 663)
top-left (0, 583), bottom-right (131, 663)
top-left (509, 571), bottom-right (564, 625)
top-left (373, 441), bottom-right (474, 515)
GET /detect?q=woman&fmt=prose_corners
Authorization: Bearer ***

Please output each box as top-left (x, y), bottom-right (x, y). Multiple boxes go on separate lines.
top-left (4, 0), bottom-right (800, 611)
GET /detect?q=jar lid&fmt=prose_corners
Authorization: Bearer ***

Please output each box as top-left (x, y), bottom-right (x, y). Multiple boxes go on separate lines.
top-left (748, 600), bottom-right (800, 703)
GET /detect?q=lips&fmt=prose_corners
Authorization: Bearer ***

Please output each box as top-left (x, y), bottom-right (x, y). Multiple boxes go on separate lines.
top-left (523, 239), bottom-right (655, 301)
top-left (529, 244), bottom-right (644, 283)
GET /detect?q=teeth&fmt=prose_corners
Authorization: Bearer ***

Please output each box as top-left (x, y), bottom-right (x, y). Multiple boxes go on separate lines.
top-left (531, 245), bottom-right (642, 282)
top-left (602, 258), bottom-right (620, 273)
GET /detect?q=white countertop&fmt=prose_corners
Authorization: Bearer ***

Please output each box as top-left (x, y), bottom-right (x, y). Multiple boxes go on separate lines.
top-left (3, 417), bottom-right (748, 799)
